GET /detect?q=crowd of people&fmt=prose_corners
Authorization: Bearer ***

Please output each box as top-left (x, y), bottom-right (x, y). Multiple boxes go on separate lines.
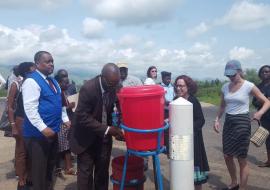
top-left (0, 51), bottom-right (270, 190)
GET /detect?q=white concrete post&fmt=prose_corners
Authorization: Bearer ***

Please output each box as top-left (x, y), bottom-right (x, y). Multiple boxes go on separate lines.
top-left (169, 97), bottom-right (194, 190)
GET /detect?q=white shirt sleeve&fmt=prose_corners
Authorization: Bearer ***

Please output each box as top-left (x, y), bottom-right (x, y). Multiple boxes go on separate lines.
top-left (62, 106), bottom-right (69, 123)
top-left (22, 78), bottom-right (47, 132)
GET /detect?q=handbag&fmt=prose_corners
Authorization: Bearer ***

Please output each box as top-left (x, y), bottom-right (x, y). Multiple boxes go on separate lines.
top-left (250, 119), bottom-right (269, 147)
top-left (0, 83), bottom-right (21, 134)
top-left (0, 103), bottom-right (11, 132)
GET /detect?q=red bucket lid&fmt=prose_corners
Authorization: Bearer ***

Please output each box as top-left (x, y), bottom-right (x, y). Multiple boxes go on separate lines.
top-left (118, 85), bottom-right (165, 98)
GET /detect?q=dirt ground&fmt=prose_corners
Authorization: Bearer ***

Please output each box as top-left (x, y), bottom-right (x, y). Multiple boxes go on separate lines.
top-left (0, 99), bottom-right (270, 190)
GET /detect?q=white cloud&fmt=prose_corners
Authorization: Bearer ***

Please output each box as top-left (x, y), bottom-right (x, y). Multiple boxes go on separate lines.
top-left (82, 17), bottom-right (105, 38)
top-left (81, 0), bottom-right (183, 25)
top-left (189, 42), bottom-right (211, 53)
top-left (144, 41), bottom-right (155, 49)
top-left (0, 24), bottom-right (216, 79)
top-left (186, 22), bottom-right (209, 37)
top-left (39, 25), bottom-right (66, 42)
top-left (0, 0), bottom-right (71, 10)
top-left (229, 46), bottom-right (255, 60)
top-left (118, 34), bottom-right (141, 47)
top-left (217, 1), bottom-right (270, 30)
top-left (0, 24), bottom-right (266, 81)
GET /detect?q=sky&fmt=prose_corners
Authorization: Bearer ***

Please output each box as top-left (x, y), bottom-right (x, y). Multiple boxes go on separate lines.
top-left (0, 0), bottom-right (269, 82)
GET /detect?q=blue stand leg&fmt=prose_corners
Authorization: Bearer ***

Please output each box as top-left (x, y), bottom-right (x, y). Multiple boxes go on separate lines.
top-left (154, 155), bottom-right (163, 190)
top-left (116, 123), bottom-right (169, 190)
top-left (120, 152), bottom-right (129, 190)
top-left (152, 155), bottom-right (158, 190)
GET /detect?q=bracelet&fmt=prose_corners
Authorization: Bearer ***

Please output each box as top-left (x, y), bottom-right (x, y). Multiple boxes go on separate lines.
top-left (10, 122), bottom-right (15, 125)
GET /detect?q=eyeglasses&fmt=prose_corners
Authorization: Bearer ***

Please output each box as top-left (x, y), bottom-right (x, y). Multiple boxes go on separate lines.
top-left (175, 84), bottom-right (187, 88)
top-left (151, 70), bottom-right (157, 73)
top-left (102, 76), bottom-right (118, 88)
top-left (262, 70), bottom-right (270, 74)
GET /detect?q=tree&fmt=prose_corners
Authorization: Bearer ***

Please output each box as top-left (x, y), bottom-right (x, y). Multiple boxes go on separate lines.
top-left (244, 69), bottom-right (260, 85)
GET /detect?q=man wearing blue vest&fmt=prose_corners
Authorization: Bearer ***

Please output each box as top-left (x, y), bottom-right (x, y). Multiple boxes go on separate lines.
top-left (22, 51), bottom-right (69, 190)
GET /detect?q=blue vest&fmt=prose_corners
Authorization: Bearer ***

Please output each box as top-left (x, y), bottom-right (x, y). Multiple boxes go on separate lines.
top-left (23, 71), bottom-right (62, 138)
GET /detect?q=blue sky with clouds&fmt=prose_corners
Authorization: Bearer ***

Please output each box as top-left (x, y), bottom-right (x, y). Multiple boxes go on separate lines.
top-left (0, 0), bottom-right (269, 81)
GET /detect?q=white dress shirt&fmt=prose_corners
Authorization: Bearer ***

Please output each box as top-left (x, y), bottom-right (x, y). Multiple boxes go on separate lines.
top-left (144, 77), bottom-right (156, 85)
top-left (22, 70), bottom-right (69, 132)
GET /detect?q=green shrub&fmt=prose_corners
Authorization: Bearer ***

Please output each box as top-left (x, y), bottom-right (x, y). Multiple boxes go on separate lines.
top-left (0, 89), bottom-right (7, 97)
top-left (195, 80), bottom-right (224, 106)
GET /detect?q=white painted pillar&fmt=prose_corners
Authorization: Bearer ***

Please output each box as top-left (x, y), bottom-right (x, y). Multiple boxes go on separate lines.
top-left (169, 97), bottom-right (194, 190)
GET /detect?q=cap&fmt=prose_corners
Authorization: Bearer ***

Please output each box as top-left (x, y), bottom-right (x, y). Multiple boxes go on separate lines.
top-left (224, 60), bottom-right (242, 76)
top-left (161, 71), bottom-right (171, 77)
top-left (116, 62), bottom-right (128, 68)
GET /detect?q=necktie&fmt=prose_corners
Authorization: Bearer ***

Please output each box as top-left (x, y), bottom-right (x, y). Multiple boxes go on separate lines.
top-left (47, 77), bottom-right (56, 93)
top-left (102, 92), bottom-right (109, 125)
top-left (102, 93), bottom-right (109, 142)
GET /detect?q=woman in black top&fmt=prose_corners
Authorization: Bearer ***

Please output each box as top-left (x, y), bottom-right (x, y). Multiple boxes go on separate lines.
top-left (174, 75), bottom-right (209, 190)
top-left (252, 65), bottom-right (270, 167)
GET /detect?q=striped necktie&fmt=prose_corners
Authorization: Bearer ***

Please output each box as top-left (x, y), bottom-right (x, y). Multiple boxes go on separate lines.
top-left (46, 77), bottom-right (56, 93)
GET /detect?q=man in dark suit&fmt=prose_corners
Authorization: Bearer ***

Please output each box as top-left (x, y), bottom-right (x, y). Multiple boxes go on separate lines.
top-left (70, 63), bottom-right (124, 190)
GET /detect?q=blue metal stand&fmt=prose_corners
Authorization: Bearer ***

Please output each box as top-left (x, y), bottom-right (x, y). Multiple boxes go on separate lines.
top-left (119, 123), bottom-right (169, 190)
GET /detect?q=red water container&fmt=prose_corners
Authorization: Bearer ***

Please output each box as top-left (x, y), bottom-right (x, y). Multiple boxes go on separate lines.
top-left (112, 156), bottom-right (144, 190)
top-left (118, 85), bottom-right (165, 151)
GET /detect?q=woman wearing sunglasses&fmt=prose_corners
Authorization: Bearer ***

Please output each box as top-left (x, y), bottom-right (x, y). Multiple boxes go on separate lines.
top-left (213, 60), bottom-right (270, 190)
top-left (144, 66), bottom-right (158, 85)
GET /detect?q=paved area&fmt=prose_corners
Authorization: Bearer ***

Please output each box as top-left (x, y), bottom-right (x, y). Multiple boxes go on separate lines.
top-left (0, 99), bottom-right (270, 189)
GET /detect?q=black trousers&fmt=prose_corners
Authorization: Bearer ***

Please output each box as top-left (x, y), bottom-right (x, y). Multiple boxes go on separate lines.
top-left (77, 138), bottom-right (112, 190)
top-left (24, 136), bottom-right (58, 190)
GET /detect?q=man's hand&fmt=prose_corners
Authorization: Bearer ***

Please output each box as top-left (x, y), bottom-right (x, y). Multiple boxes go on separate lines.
top-left (68, 102), bottom-right (75, 109)
top-left (42, 127), bottom-right (55, 138)
top-left (108, 127), bottom-right (124, 141)
top-left (11, 123), bottom-right (19, 138)
top-left (63, 121), bottom-right (71, 128)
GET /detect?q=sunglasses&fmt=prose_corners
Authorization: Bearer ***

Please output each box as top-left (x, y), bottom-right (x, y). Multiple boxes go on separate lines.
top-left (226, 74), bottom-right (236, 78)
top-left (151, 70), bottom-right (157, 73)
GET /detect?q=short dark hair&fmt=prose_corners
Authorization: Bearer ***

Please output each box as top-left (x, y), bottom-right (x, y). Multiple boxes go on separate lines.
top-left (174, 75), bottom-right (198, 95)
top-left (13, 65), bottom-right (20, 77)
top-left (55, 75), bottom-right (67, 83)
top-left (146, 66), bottom-right (157, 78)
top-left (18, 62), bottom-right (35, 78)
top-left (55, 69), bottom-right (68, 78)
top-left (34, 51), bottom-right (50, 64)
top-left (258, 65), bottom-right (270, 79)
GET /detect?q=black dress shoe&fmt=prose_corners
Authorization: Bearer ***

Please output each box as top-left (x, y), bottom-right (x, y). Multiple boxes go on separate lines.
top-left (222, 184), bottom-right (239, 190)
top-left (17, 185), bottom-right (30, 190)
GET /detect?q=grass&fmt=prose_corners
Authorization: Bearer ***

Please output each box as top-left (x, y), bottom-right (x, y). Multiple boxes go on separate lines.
top-left (197, 95), bottom-right (220, 106)
top-left (0, 89), bottom-right (7, 97)
top-left (196, 85), bottom-right (221, 106)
